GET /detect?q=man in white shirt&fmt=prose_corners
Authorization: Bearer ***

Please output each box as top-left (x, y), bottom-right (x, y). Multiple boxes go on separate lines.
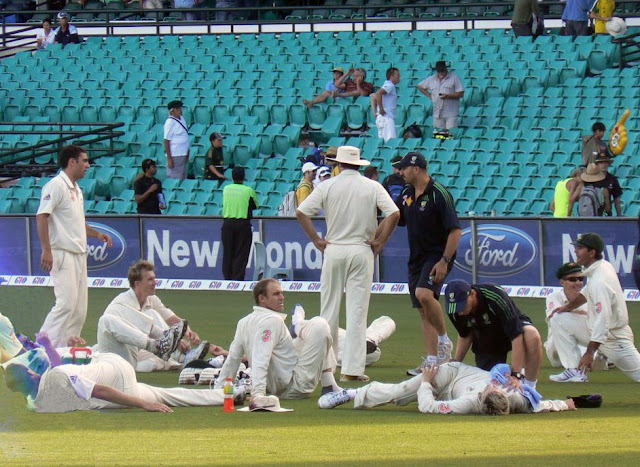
top-left (551, 233), bottom-right (640, 381)
top-left (36, 17), bottom-right (56, 50)
top-left (37, 145), bottom-right (113, 348)
top-left (417, 61), bottom-right (465, 136)
top-left (216, 279), bottom-right (340, 407)
top-left (371, 67), bottom-right (400, 142)
top-left (318, 362), bottom-right (576, 414)
top-left (163, 100), bottom-right (190, 180)
top-left (297, 146), bottom-right (400, 381)
top-left (98, 260), bottom-right (221, 371)
top-left (4, 352), bottom-right (244, 413)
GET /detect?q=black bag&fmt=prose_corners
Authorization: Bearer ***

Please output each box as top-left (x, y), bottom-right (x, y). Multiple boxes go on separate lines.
top-left (403, 123), bottom-right (422, 139)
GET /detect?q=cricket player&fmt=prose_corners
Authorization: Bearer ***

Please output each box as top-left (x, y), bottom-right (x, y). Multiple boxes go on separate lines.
top-left (37, 144), bottom-right (113, 347)
top-left (318, 361), bottom-right (576, 414)
top-left (4, 352), bottom-right (245, 413)
top-left (216, 279), bottom-right (341, 404)
top-left (297, 145), bottom-right (399, 382)
top-left (97, 260), bottom-right (223, 372)
top-left (551, 233), bottom-right (640, 381)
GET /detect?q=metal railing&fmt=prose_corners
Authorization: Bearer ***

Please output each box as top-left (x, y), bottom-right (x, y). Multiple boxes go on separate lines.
top-left (0, 122), bottom-right (125, 179)
top-left (613, 30), bottom-right (640, 68)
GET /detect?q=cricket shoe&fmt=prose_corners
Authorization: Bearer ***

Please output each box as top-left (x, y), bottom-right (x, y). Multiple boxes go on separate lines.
top-left (183, 340), bottom-right (210, 367)
top-left (437, 339), bottom-right (453, 365)
top-left (289, 303), bottom-right (305, 338)
top-left (549, 368), bottom-right (588, 383)
top-left (406, 357), bottom-right (433, 377)
top-left (154, 319), bottom-right (188, 360)
top-left (340, 374), bottom-right (369, 382)
top-left (318, 389), bottom-right (352, 409)
top-left (208, 355), bottom-right (226, 368)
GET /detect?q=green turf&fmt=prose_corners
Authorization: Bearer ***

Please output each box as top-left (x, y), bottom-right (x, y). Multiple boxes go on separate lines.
top-left (2, 287), bottom-right (640, 466)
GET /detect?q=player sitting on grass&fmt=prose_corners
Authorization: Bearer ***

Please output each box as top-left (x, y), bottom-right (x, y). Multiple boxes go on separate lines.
top-left (215, 278), bottom-right (341, 410)
top-left (318, 362), bottom-right (578, 415)
top-left (98, 260), bottom-right (227, 372)
top-left (4, 351), bottom-right (246, 413)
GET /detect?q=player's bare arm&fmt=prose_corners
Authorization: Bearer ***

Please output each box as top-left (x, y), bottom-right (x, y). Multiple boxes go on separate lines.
top-left (550, 293), bottom-right (587, 318)
top-left (453, 334), bottom-right (472, 362)
top-left (86, 224), bottom-right (113, 247)
top-left (36, 213), bottom-right (53, 272)
top-left (430, 227), bottom-right (462, 284)
top-left (296, 211), bottom-right (329, 252)
top-left (579, 341), bottom-right (601, 372)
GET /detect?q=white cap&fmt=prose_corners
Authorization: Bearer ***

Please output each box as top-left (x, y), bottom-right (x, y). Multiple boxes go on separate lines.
top-left (302, 162), bottom-right (318, 174)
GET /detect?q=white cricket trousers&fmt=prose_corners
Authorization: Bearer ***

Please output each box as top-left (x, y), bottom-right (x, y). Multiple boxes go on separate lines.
top-left (376, 114), bottom-right (396, 142)
top-left (281, 316), bottom-right (337, 399)
top-left (354, 374), bottom-right (422, 409)
top-left (337, 316), bottom-right (396, 367)
top-left (40, 250), bottom-right (88, 348)
top-left (599, 326), bottom-right (640, 382)
top-left (97, 306), bottom-right (155, 368)
top-left (320, 243), bottom-right (374, 377)
top-left (546, 313), bottom-right (590, 369)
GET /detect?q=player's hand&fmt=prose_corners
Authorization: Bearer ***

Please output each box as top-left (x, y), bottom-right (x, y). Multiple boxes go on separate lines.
top-left (67, 336), bottom-right (87, 347)
top-left (142, 401), bottom-right (173, 413)
top-left (98, 233), bottom-right (113, 247)
top-left (566, 399), bottom-right (577, 411)
top-left (209, 344), bottom-right (228, 356)
top-left (503, 374), bottom-right (523, 391)
top-left (35, 332), bottom-right (52, 347)
top-left (430, 260), bottom-right (448, 284)
top-left (579, 352), bottom-right (594, 373)
top-left (178, 339), bottom-right (190, 353)
top-left (313, 238), bottom-right (329, 253)
top-left (40, 250), bottom-right (54, 272)
top-left (549, 305), bottom-right (568, 319)
top-left (366, 239), bottom-right (385, 255)
top-left (421, 363), bottom-right (439, 384)
top-left (186, 330), bottom-right (201, 346)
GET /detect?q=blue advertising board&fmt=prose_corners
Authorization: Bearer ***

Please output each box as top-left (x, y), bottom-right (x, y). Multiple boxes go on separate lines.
top-left (0, 217), bottom-right (30, 275)
top-left (28, 217), bottom-right (141, 277)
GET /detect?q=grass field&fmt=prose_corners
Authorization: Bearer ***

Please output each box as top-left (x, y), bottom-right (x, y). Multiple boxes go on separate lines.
top-left (2, 286), bottom-right (640, 466)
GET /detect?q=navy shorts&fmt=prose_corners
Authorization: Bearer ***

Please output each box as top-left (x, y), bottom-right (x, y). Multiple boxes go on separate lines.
top-left (408, 254), bottom-right (453, 308)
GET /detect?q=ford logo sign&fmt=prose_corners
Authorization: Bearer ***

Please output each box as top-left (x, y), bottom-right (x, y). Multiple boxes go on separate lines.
top-left (86, 223), bottom-right (126, 271)
top-left (455, 224), bottom-right (537, 277)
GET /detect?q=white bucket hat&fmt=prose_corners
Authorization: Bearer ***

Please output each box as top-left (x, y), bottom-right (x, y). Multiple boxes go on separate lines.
top-left (238, 395), bottom-right (293, 412)
top-left (606, 17), bottom-right (627, 37)
top-left (325, 145), bottom-right (370, 166)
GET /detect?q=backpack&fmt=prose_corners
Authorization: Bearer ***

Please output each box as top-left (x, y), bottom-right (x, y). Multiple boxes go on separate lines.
top-left (402, 123), bottom-right (423, 139)
top-left (278, 191), bottom-right (297, 217)
top-left (578, 185), bottom-right (604, 216)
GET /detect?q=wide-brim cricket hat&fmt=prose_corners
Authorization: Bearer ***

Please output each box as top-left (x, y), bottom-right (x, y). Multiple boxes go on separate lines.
top-left (580, 163), bottom-right (605, 183)
top-left (238, 395), bottom-right (293, 412)
top-left (606, 17), bottom-right (627, 37)
top-left (325, 146), bottom-right (370, 166)
top-left (444, 280), bottom-right (472, 315)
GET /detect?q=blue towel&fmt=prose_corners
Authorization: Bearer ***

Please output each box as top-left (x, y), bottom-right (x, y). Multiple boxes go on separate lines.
top-left (489, 363), bottom-right (542, 411)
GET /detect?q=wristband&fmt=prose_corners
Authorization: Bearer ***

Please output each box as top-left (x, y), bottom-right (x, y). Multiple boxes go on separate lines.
top-left (511, 371), bottom-right (523, 380)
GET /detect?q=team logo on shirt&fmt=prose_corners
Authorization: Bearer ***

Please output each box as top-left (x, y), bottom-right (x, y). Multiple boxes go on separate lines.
top-left (43, 194), bottom-right (51, 201)
top-left (69, 375), bottom-right (77, 383)
top-left (596, 302), bottom-right (603, 313)
top-left (403, 195), bottom-right (413, 206)
top-left (262, 330), bottom-right (271, 342)
top-left (482, 313), bottom-right (491, 324)
top-left (419, 200), bottom-right (427, 211)
top-left (437, 403), bottom-right (452, 414)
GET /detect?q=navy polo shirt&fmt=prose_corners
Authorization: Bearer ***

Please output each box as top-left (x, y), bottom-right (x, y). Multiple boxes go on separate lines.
top-left (396, 177), bottom-right (460, 273)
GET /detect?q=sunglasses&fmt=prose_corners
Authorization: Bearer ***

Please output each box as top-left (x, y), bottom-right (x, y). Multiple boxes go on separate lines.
top-left (564, 277), bottom-right (584, 282)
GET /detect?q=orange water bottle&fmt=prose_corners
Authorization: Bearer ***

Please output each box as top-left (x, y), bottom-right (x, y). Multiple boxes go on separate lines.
top-left (223, 377), bottom-right (234, 412)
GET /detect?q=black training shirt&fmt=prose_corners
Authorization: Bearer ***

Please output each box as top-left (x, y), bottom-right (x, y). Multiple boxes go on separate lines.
top-left (134, 175), bottom-right (163, 214)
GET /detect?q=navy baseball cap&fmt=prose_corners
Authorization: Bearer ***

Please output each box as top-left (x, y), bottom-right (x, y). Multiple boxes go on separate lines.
top-left (444, 280), bottom-right (472, 315)
top-left (572, 233), bottom-right (604, 255)
top-left (393, 152), bottom-right (427, 169)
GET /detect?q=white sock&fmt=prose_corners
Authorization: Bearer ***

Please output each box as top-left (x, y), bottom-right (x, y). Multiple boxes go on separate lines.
top-left (437, 334), bottom-right (449, 343)
top-left (524, 378), bottom-right (537, 388)
top-left (321, 371), bottom-right (340, 391)
top-left (149, 325), bottom-right (164, 339)
top-left (145, 338), bottom-right (157, 352)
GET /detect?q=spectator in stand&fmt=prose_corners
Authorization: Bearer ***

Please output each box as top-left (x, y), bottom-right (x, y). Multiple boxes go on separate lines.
top-left (163, 100), bottom-right (190, 180)
top-left (303, 67), bottom-right (346, 108)
top-left (511, 0), bottom-right (541, 37)
top-left (53, 11), bottom-right (80, 47)
top-left (296, 162), bottom-right (317, 206)
top-left (324, 147), bottom-right (341, 177)
top-left (333, 68), bottom-right (375, 99)
top-left (134, 159), bottom-right (166, 215)
top-left (590, 0), bottom-right (615, 34)
top-left (130, 0), bottom-right (163, 11)
top-left (221, 167), bottom-right (259, 281)
top-left (417, 61), bottom-right (465, 137)
top-left (36, 17), bottom-right (56, 50)
top-left (381, 155), bottom-right (405, 203)
top-left (582, 122), bottom-right (608, 167)
top-left (371, 67), bottom-right (400, 143)
top-left (216, 0), bottom-right (239, 21)
top-left (363, 166), bottom-right (379, 182)
top-left (550, 168), bottom-right (583, 217)
top-left (579, 163), bottom-right (611, 217)
top-left (562, 0), bottom-right (593, 37)
top-left (174, 0), bottom-right (202, 20)
top-left (204, 132), bottom-right (226, 185)
top-left (595, 153), bottom-right (623, 216)
top-left (316, 166), bottom-right (331, 184)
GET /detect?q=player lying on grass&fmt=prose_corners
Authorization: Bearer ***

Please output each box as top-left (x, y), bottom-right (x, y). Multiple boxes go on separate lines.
top-left (318, 362), bottom-right (577, 415)
top-left (215, 279), bottom-right (342, 409)
top-left (98, 260), bottom-right (228, 372)
top-left (4, 352), bottom-right (246, 413)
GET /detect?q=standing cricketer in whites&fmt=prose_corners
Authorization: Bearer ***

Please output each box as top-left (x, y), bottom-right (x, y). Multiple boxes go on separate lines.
top-left (551, 233), bottom-right (640, 381)
top-left (216, 279), bottom-right (341, 409)
top-left (296, 146), bottom-right (400, 382)
top-left (37, 145), bottom-right (113, 348)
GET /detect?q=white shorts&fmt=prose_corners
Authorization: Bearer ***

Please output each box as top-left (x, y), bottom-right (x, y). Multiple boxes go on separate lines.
top-left (376, 114), bottom-right (396, 142)
top-left (433, 116), bottom-right (458, 130)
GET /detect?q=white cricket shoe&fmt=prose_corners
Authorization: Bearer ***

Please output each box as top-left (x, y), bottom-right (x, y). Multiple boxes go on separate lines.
top-left (549, 368), bottom-right (588, 383)
top-left (437, 339), bottom-right (453, 365)
top-left (183, 340), bottom-right (210, 367)
top-left (318, 389), bottom-right (352, 409)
